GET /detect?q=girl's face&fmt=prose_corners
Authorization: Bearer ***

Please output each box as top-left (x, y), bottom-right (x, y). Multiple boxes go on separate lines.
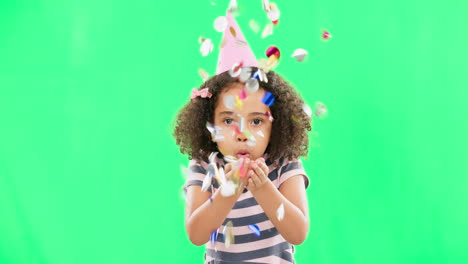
top-left (214, 83), bottom-right (272, 160)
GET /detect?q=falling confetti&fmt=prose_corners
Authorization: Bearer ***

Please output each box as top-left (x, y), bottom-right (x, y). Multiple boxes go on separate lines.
top-left (239, 88), bottom-right (247, 100)
top-left (224, 95), bottom-right (236, 109)
top-left (239, 117), bottom-right (245, 132)
top-left (200, 38), bottom-right (214, 56)
top-left (257, 130), bottom-right (265, 137)
top-left (198, 68), bottom-right (209, 82)
top-left (228, 0), bottom-right (238, 11)
top-left (291, 48), bottom-right (308, 62)
top-left (267, 2), bottom-right (280, 24)
top-left (221, 180), bottom-right (236, 197)
top-left (261, 91), bottom-right (275, 107)
top-left (276, 203), bottom-right (285, 221)
top-left (265, 111), bottom-right (274, 122)
top-left (249, 19), bottom-right (260, 34)
top-left (246, 135), bottom-right (256, 147)
top-left (266, 46), bottom-right (280, 59)
top-left (201, 173), bottom-right (212, 192)
top-left (214, 16), bottom-right (228, 32)
top-left (223, 221), bottom-right (235, 248)
top-left (261, 23), bottom-right (273, 38)
top-left (314, 101), bottom-right (328, 119)
top-left (322, 30), bottom-right (332, 40)
top-left (248, 224), bottom-right (261, 237)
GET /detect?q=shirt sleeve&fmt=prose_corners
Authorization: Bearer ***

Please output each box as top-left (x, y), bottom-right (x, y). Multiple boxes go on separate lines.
top-left (182, 159), bottom-right (211, 194)
top-left (277, 158), bottom-right (309, 189)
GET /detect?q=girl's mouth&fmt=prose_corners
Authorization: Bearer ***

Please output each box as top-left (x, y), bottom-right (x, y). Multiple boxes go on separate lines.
top-left (236, 152), bottom-right (251, 159)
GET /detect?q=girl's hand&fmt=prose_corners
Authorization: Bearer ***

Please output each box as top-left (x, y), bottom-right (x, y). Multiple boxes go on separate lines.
top-left (225, 159), bottom-right (250, 195)
top-left (246, 158), bottom-right (270, 193)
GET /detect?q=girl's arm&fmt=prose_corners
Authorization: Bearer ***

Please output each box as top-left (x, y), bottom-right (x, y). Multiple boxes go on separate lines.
top-left (247, 160), bottom-right (309, 245)
top-left (252, 175), bottom-right (309, 245)
top-left (185, 164), bottom-right (246, 246)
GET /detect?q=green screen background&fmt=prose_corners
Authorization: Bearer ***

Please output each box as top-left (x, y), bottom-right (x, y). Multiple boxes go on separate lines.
top-left (1, 0), bottom-right (467, 263)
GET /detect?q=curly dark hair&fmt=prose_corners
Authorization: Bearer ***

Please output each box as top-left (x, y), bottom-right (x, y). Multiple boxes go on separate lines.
top-left (172, 68), bottom-right (312, 164)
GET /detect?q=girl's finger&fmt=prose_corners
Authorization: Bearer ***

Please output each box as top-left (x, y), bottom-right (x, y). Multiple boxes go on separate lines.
top-left (257, 161), bottom-right (269, 176)
top-left (252, 162), bottom-right (266, 181)
top-left (250, 168), bottom-right (261, 186)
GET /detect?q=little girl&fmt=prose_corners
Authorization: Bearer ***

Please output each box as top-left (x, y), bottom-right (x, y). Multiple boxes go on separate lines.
top-left (173, 9), bottom-right (312, 264)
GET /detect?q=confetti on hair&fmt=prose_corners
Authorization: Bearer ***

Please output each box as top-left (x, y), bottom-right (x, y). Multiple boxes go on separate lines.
top-left (291, 48), bottom-right (308, 62)
top-left (229, 62), bottom-right (243, 77)
top-left (291, 115), bottom-right (300, 122)
top-left (245, 78), bottom-right (259, 93)
top-left (276, 203), bottom-right (285, 221)
top-left (239, 67), bottom-right (252, 82)
top-left (200, 38), bottom-right (214, 56)
top-left (261, 92), bottom-right (275, 107)
top-left (248, 224), bottom-right (261, 237)
top-left (266, 2), bottom-right (280, 24)
top-left (302, 103), bottom-right (312, 118)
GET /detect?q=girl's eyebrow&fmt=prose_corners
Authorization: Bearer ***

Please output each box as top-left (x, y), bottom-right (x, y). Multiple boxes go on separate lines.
top-left (219, 111), bottom-right (235, 116)
top-left (249, 112), bottom-right (267, 116)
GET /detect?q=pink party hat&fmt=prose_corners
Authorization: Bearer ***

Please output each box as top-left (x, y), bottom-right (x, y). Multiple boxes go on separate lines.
top-left (216, 10), bottom-right (258, 74)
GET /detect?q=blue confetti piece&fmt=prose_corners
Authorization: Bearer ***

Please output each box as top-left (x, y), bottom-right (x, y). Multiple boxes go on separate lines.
top-left (253, 70), bottom-right (260, 80)
top-left (261, 91), bottom-right (275, 107)
top-left (248, 224), bottom-right (261, 237)
top-left (210, 230), bottom-right (218, 245)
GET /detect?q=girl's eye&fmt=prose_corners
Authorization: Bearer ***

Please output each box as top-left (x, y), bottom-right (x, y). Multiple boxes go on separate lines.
top-left (252, 119), bottom-right (263, 125)
top-left (223, 119), bottom-right (234, 125)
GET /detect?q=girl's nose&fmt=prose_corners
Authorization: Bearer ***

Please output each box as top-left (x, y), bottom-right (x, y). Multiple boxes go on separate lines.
top-left (236, 133), bottom-right (248, 142)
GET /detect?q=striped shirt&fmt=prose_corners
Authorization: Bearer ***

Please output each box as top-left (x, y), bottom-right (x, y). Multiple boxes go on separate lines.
top-left (183, 153), bottom-right (309, 264)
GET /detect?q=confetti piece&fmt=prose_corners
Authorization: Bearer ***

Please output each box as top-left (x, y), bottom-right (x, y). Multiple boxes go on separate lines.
top-left (214, 16), bottom-right (228, 32)
top-left (303, 103), bottom-right (312, 118)
top-left (322, 30), bottom-right (332, 40)
top-left (223, 221), bottom-right (235, 248)
top-left (239, 158), bottom-right (247, 178)
top-left (314, 101), bottom-right (328, 119)
top-left (239, 67), bottom-right (252, 83)
top-left (261, 23), bottom-right (273, 38)
top-left (266, 55), bottom-right (278, 68)
top-left (249, 19), bottom-right (260, 34)
top-left (198, 68), bottom-right (209, 82)
top-left (276, 203), bottom-right (285, 221)
top-left (267, 3), bottom-right (280, 22)
top-left (245, 78), bottom-right (259, 93)
top-left (221, 180), bottom-right (236, 197)
top-left (228, 0), bottom-right (238, 11)
top-left (210, 230), bottom-right (218, 245)
top-left (253, 69), bottom-right (268, 83)
top-left (257, 130), bottom-right (265, 137)
top-left (239, 88), bottom-right (247, 100)
top-left (262, 0), bottom-right (271, 12)
top-left (261, 91), bottom-right (275, 107)
top-left (239, 117), bottom-right (245, 132)
top-left (266, 46), bottom-right (280, 59)
top-left (198, 36), bottom-right (206, 44)
top-left (200, 38), bottom-right (214, 56)
top-left (234, 125), bottom-right (242, 135)
top-left (229, 62), bottom-right (243, 78)
top-left (265, 111), bottom-right (274, 122)
top-left (229, 27), bottom-right (237, 38)
top-left (201, 174), bottom-right (212, 192)
top-left (291, 115), bottom-right (299, 122)
top-left (235, 95), bottom-right (243, 109)
top-left (246, 135), bottom-right (256, 147)
top-left (291, 48), bottom-right (308, 62)
top-left (224, 95), bottom-right (236, 109)
top-left (248, 224), bottom-right (261, 237)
